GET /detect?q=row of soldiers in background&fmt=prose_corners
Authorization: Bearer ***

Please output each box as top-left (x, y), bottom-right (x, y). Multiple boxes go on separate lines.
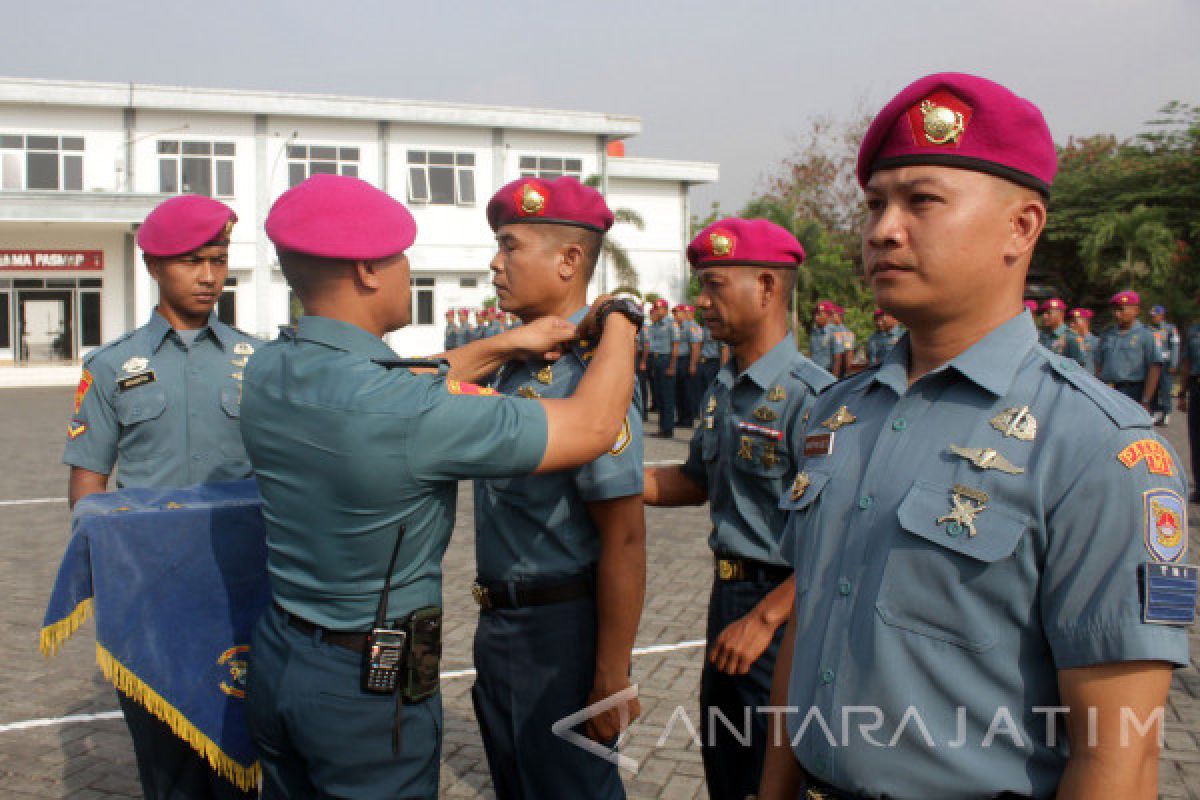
top-left (442, 306), bottom-right (521, 349)
top-left (809, 301), bottom-right (905, 376)
top-left (637, 300), bottom-right (728, 437)
top-left (1032, 291), bottom-right (1181, 427)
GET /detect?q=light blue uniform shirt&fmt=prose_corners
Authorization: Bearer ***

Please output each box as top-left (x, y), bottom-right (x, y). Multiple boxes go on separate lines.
top-left (682, 336), bottom-right (833, 566)
top-left (778, 312), bottom-right (1189, 798)
top-left (645, 317), bottom-right (678, 355)
top-left (1097, 321), bottom-right (1162, 383)
top-left (866, 327), bottom-right (904, 367)
top-left (443, 323), bottom-right (460, 351)
top-left (474, 308), bottom-right (643, 582)
top-left (1082, 331), bottom-right (1099, 373)
top-left (700, 325), bottom-right (723, 360)
top-left (240, 316), bottom-right (548, 630)
top-left (1149, 321), bottom-right (1181, 369)
top-left (809, 324), bottom-right (838, 371)
top-left (63, 311), bottom-right (261, 489)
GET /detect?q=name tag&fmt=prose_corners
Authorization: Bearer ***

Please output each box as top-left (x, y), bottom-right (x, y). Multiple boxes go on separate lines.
top-left (117, 371), bottom-right (157, 392)
top-left (1142, 562), bottom-right (1198, 626)
top-left (803, 432), bottom-right (834, 457)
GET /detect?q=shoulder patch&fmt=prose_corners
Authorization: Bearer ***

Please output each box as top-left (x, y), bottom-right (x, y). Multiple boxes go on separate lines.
top-left (1118, 439), bottom-right (1175, 476)
top-left (789, 356), bottom-right (837, 395)
top-left (1048, 356), bottom-right (1151, 429)
top-left (73, 369), bottom-right (93, 413)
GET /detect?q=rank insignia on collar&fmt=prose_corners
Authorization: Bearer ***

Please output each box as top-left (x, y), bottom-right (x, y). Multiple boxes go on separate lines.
top-left (990, 406), bottom-right (1037, 442)
top-left (936, 485), bottom-right (989, 538)
top-left (790, 472), bottom-right (811, 501)
top-left (948, 444), bottom-right (1025, 475)
top-left (753, 406), bottom-right (778, 423)
top-left (821, 406), bottom-right (856, 432)
top-left (761, 443), bottom-right (781, 469)
top-left (737, 436), bottom-right (754, 461)
top-left (121, 356), bottom-right (149, 375)
top-left (517, 385), bottom-right (541, 399)
top-left (535, 365), bottom-right (554, 385)
top-left (767, 385), bottom-right (786, 402)
top-left (234, 342), bottom-right (255, 356)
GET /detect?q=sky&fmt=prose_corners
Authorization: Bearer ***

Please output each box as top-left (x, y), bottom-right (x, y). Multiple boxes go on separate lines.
top-left (1, 0), bottom-right (1195, 211)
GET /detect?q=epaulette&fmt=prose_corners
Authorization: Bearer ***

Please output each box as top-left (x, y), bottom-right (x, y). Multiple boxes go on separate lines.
top-left (1047, 355), bottom-right (1151, 430)
top-left (373, 358), bottom-right (450, 376)
top-left (82, 329), bottom-right (138, 366)
top-left (790, 355), bottom-right (837, 395)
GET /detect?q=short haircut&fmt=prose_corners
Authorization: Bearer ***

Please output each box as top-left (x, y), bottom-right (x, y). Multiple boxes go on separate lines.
top-left (539, 224), bottom-right (604, 281)
top-left (277, 250), bottom-right (355, 304)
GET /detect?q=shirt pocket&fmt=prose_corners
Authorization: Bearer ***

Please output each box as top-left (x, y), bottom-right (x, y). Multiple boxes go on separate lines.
top-left (777, 468), bottom-right (833, 595)
top-left (731, 434), bottom-right (790, 479)
top-left (218, 386), bottom-right (251, 461)
top-left (875, 480), bottom-right (1028, 653)
top-left (113, 387), bottom-right (169, 461)
top-left (220, 386), bottom-right (241, 418)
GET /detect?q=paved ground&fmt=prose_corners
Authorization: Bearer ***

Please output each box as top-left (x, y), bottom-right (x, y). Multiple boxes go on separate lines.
top-left (0, 386), bottom-right (1197, 799)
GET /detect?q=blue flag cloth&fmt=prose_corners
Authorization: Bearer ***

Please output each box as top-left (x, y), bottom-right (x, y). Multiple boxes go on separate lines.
top-left (41, 480), bottom-right (269, 791)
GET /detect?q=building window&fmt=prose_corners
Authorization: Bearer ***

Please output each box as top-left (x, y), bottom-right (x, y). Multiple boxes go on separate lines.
top-left (79, 291), bottom-right (101, 347)
top-left (287, 144), bottom-right (360, 187)
top-left (411, 277), bottom-right (434, 325)
top-left (0, 291), bottom-right (10, 348)
top-left (217, 278), bottom-right (237, 326)
top-left (518, 155), bottom-right (583, 180)
top-left (407, 151), bottom-right (475, 205)
top-left (0, 134), bottom-right (84, 191)
top-left (158, 140), bottom-right (235, 196)
top-left (459, 277), bottom-right (477, 288)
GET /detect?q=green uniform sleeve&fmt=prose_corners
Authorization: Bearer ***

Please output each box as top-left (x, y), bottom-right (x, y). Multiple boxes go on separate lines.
top-left (407, 378), bottom-right (548, 482)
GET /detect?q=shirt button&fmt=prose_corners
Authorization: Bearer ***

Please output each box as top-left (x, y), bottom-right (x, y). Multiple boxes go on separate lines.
top-left (946, 521), bottom-right (963, 537)
top-left (192, 453), bottom-right (203, 461)
top-left (892, 418), bottom-right (907, 431)
top-left (857, 495), bottom-right (873, 510)
top-left (838, 579), bottom-right (852, 596)
top-left (820, 669), bottom-right (835, 684)
top-left (191, 369), bottom-right (200, 376)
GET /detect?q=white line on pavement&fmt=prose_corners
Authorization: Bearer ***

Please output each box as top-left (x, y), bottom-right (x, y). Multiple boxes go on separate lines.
top-left (0, 639), bottom-right (708, 734)
top-left (0, 497), bottom-right (66, 507)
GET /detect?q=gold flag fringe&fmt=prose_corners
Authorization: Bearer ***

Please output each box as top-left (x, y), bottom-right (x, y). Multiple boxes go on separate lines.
top-left (38, 597), bottom-right (94, 657)
top-left (95, 643), bottom-right (260, 792)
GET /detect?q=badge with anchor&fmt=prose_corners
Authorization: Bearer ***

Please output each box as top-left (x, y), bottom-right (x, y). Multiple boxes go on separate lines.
top-left (990, 406), bottom-right (1037, 442)
top-left (821, 406), bottom-right (856, 432)
top-left (936, 485), bottom-right (989, 538)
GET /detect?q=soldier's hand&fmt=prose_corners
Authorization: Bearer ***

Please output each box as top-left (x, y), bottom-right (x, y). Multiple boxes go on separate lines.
top-left (666, 365), bottom-right (676, 377)
top-left (710, 611), bottom-right (776, 676)
top-left (584, 675), bottom-right (641, 743)
top-left (575, 293), bottom-right (616, 343)
top-left (506, 315), bottom-right (576, 361)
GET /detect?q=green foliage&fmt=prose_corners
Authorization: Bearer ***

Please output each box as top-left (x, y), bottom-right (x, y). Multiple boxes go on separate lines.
top-left (584, 175), bottom-right (645, 289)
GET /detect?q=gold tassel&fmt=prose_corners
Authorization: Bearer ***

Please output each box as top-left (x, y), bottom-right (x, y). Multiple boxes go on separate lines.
top-left (39, 597), bottom-right (94, 657)
top-left (95, 643), bottom-right (260, 792)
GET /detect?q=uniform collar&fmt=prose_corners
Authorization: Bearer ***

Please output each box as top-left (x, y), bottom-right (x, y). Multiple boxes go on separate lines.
top-left (718, 334), bottom-right (796, 391)
top-left (142, 310), bottom-right (225, 353)
top-left (1120, 320), bottom-right (1145, 335)
top-left (874, 311), bottom-right (1037, 398)
top-left (295, 315), bottom-right (398, 361)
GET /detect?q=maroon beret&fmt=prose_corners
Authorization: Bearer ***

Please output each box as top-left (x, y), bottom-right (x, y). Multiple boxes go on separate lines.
top-left (1111, 290), bottom-right (1141, 307)
top-left (688, 218), bottom-right (805, 269)
top-left (1039, 297), bottom-right (1067, 313)
top-left (266, 174), bottom-right (417, 260)
top-left (858, 72), bottom-right (1057, 196)
top-left (487, 176), bottom-right (614, 234)
top-left (137, 195), bottom-right (236, 258)
top-left (1069, 308), bottom-right (1094, 320)
top-left (816, 300), bottom-right (837, 314)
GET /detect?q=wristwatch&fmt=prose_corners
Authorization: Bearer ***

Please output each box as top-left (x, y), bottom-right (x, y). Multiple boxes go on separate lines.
top-left (596, 296), bottom-right (645, 333)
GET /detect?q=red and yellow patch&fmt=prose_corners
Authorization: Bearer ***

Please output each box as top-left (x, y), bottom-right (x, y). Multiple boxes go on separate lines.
top-left (515, 182), bottom-right (548, 217)
top-left (73, 369), bottom-right (93, 413)
top-left (1118, 439), bottom-right (1175, 476)
top-left (446, 379), bottom-right (498, 397)
top-left (67, 419), bottom-right (87, 439)
top-left (906, 89), bottom-right (972, 149)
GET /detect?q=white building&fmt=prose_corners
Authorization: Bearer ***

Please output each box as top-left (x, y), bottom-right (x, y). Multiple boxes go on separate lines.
top-left (0, 76), bottom-right (717, 383)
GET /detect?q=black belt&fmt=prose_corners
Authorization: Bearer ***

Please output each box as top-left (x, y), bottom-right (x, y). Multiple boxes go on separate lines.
top-left (276, 603), bottom-right (375, 653)
top-left (804, 774), bottom-right (1031, 799)
top-left (1113, 380), bottom-right (1144, 388)
top-left (472, 574), bottom-right (592, 610)
top-left (714, 555), bottom-right (792, 584)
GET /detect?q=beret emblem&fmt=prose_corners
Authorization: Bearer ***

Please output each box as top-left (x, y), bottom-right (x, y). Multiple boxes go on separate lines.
top-left (920, 99), bottom-right (965, 145)
top-left (710, 232), bottom-right (734, 257)
top-left (518, 183), bottom-right (547, 216)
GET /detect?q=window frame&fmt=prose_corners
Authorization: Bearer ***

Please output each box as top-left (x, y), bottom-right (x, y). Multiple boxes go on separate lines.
top-left (406, 150), bottom-right (476, 206)
top-left (285, 143), bottom-right (362, 188)
top-left (518, 154), bottom-right (584, 181)
top-left (0, 134), bottom-right (84, 190)
top-left (158, 139), bottom-right (236, 197)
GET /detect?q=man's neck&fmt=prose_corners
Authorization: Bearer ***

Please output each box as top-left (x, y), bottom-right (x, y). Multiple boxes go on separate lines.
top-left (155, 304), bottom-right (209, 331)
top-left (732, 318), bottom-right (790, 374)
top-left (906, 307), bottom-right (1020, 385)
top-left (519, 291), bottom-right (587, 325)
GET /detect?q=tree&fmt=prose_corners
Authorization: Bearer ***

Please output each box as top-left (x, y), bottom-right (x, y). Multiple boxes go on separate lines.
top-left (584, 175), bottom-right (645, 289)
top-left (1079, 205), bottom-right (1176, 288)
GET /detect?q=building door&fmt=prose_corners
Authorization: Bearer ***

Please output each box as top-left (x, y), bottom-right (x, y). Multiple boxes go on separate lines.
top-left (17, 290), bottom-right (73, 363)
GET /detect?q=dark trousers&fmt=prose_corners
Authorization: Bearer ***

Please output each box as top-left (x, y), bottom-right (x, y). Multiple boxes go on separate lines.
top-left (700, 576), bottom-right (786, 800)
top-left (1158, 371), bottom-right (1175, 415)
top-left (1189, 377), bottom-right (1200, 489)
top-left (676, 356), bottom-right (696, 427)
top-left (118, 692), bottom-right (257, 800)
top-left (245, 604), bottom-right (441, 800)
top-left (472, 593), bottom-right (625, 800)
top-left (698, 358), bottom-right (720, 400)
top-left (637, 361), bottom-right (651, 419)
top-left (648, 353), bottom-right (675, 435)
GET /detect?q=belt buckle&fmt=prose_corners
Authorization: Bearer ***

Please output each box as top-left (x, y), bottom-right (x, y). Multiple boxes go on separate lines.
top-left (717, 559), bottom-right (743, 581)
top-left (806, 790), bottom-right (834, 800)
top-left (471, 583), bottom-right (493, 609)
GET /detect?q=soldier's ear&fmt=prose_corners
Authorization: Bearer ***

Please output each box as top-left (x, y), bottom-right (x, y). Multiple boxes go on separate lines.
top-left (557, 242), bottom-right (584, 282)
